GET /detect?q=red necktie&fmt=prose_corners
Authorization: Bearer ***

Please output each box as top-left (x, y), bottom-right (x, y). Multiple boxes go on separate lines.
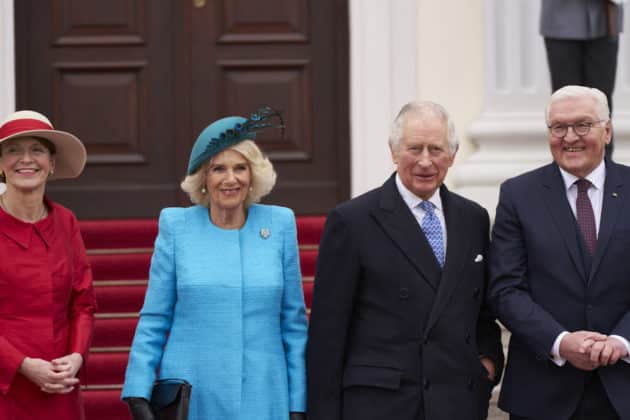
top-left (575, 179), bottom-right (597, 255)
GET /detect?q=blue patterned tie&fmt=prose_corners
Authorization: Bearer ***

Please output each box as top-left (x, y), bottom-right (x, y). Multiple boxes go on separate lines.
top-left (419, 201), bottom-right (445, 268)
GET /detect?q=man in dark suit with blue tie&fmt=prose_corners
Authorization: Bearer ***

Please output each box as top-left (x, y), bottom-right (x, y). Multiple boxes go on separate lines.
top-left (489, 85), bottom-right (630, 420)
top-left (307, 101), bottom-right (504, 420)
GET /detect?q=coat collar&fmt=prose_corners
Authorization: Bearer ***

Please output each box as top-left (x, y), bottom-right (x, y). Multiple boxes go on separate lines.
top-left (0, 196), bottom-right (56, 249)
top-left (540, 159), bottom-right (624, 283)
top-left (371, 174), bottom-right (471, 298)
top-left (590, 159), bottom-right (624, 280)
top-left (424, 185), bottom-right (472, 333)
top-left (395, 173), bottom-right (444, 214)
top-left (540, 163), bottom-right (588, 282)
top-left (369, 173), bottom-right (487, 335)
top-left (371, 174), bottom-right (442, 290)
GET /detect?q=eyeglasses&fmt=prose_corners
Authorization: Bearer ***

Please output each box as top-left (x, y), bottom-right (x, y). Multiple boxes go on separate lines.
top-left (547, 120), bottom-right (606, 138)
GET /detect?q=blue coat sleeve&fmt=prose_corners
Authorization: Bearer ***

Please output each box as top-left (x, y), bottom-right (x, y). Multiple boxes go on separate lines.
top-left (121, 208), bottom-right (178, 400)
top-left (279, 208), bottom-right (308, 412)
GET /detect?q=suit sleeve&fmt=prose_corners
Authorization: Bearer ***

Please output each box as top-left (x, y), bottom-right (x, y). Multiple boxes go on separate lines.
top-left (306, 209), bottom-right (360, 420)
top-left (488, 181), bottom-right (566, 358)
top-left (611, 312), bottom-right (630, 345)
top-left (279, 208), bottom-right (308, 412)
top-left (121, 209), bottom-right (177, 400)
top-left (475, 208), bottom-right (504, 382)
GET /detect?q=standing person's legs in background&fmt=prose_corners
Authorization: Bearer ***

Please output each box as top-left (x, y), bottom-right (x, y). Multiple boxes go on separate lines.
top-left (584, 36), bottom-right (619, 159)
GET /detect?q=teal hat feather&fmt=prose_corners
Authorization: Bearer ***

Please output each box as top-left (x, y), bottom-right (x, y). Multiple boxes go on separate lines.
top-left (186, 107), bottom-right (284, 175)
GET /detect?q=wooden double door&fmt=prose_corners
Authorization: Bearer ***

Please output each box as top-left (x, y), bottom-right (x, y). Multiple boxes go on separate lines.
top-left (15, 0), bottom-right (349, 218)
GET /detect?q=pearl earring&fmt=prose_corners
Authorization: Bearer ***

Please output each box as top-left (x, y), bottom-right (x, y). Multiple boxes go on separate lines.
top-left (201, 187), bottom-right (207, 194)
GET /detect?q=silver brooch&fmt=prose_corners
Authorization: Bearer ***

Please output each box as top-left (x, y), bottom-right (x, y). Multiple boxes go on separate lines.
top-left (260, 228), bottom-right (270, 239)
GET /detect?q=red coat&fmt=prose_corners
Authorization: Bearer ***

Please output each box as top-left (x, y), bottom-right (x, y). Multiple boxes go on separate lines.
top-left (0, 198), bottom-right (96, 420)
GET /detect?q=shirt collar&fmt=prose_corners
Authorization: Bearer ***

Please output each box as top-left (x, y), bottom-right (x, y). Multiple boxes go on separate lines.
top-left (395, 173), bottom-right (443, 212)
top-left (558, 160), bottom-right (606, 192)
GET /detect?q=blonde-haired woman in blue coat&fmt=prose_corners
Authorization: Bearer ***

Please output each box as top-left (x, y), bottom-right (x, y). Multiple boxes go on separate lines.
top-left (121, 108), bottom-right (307, 420)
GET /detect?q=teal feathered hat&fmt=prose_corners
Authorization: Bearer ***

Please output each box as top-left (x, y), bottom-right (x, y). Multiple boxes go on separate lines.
top-left (187, 106), bottom-right (283, 175)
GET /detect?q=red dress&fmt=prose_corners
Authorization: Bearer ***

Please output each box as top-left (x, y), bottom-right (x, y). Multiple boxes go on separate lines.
top-left (0, 198), bottom-right (96, 420)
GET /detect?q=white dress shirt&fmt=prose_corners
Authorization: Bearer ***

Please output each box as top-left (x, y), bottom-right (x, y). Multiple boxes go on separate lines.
top-left (550, 161), bottom-right (630, 365)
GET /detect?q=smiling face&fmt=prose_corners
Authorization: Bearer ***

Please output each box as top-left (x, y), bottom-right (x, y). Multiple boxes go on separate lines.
top-left (205, 148), bottom-right (251, 216)
top-left (390, 115), bottom-right (456, 200)
top-left (548, 95), bottom-right (611, 178)
top-left (0, 137), bottom-right (55, 194)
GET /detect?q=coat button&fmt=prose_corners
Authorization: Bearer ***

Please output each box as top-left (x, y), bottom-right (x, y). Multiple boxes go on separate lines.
top-left (423, 378), bottom-right (430, 390)
top-left (468, 379), bottom-right (474, 390)
top-left (399, 288), bottom-right (409, 299)
top-left (465, 333), bottom-right (471, 344)
top-left (473, 288), bottom-right (480, 299)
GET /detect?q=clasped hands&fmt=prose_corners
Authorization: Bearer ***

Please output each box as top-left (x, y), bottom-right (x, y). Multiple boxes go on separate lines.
top-left (18, 352), bottom-right (83, 393)
top-left (559, 331), bottom-right (628, 371)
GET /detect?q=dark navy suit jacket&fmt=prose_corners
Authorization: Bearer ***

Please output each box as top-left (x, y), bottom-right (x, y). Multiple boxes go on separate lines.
top-left (489, 160), bottom-right (630, 420)
top-left (307, 174), bottom-right (503, 420)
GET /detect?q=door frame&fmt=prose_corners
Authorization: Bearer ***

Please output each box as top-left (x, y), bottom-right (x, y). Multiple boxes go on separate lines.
top-left (0, 1), bottom-right (15, 120)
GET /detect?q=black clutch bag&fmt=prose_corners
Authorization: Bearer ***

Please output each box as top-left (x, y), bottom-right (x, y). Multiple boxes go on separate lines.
top-left (149, 378), bottom-right (192, 420)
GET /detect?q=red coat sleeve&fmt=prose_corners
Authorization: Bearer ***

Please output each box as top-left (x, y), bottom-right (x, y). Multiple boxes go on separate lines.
top-left (66, 215), bottom-right (96, 357)
top-left (0, 336), bottom-right (27, 394)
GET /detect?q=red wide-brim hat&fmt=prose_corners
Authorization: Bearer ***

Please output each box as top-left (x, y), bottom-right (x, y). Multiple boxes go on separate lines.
top-left (0, 110), bottom-right (87, 180)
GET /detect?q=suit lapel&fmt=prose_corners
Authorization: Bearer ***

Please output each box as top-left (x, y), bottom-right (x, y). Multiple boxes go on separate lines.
top-left (590, 161), bottom-right (625, 280)
top-left (541, 163), bottom-right (588, 283)
top-left (425, 186), bottom-right (470, 333)
top-left (370, 175), bottom-right (441, 291)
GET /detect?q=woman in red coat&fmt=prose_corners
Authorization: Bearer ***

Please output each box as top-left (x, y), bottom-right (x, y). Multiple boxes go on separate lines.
top-left (0, 111), bottom-right (96, 419)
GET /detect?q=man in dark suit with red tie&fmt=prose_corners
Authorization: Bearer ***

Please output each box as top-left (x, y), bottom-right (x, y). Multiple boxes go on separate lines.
top-left (307, 101), bottom-right (504, 420)
top-left (489, 85), bottom-right (630, 420)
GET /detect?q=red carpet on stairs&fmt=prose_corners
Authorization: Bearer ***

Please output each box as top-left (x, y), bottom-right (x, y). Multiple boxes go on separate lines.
top-left (79, 216), bottom-right (326, 420)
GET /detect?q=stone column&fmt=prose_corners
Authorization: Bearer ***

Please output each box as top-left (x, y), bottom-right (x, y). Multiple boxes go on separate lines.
top-left (0, 0), bottom-right (15, 119)
top-left (349, 0), bottom-right (418, 196)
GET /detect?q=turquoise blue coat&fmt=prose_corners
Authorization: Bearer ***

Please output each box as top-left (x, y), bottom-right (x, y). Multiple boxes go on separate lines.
top-left (122, 204), bottom-right (307, 419)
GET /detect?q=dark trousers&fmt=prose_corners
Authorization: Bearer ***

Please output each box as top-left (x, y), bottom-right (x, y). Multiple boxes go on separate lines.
top-left (544, 36), bottom-right (619, 159)
top-left (510, 373), bottom-right (619, 420)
